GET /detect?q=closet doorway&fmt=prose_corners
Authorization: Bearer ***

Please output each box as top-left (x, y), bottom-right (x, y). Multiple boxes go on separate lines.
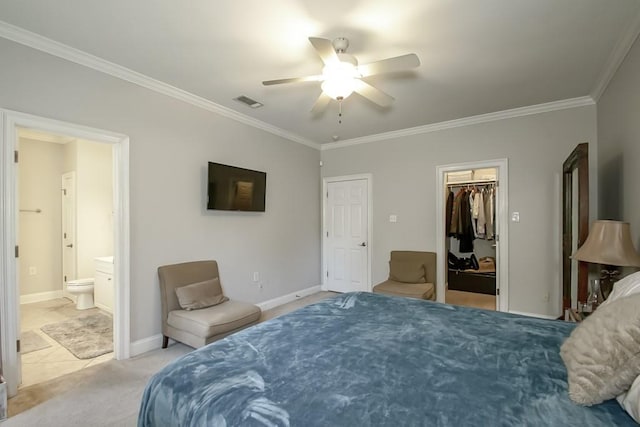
top-left (435, 159), bottom-right (509, 312)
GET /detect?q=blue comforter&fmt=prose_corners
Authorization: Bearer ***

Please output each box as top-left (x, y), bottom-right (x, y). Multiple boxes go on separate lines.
top-left (138, 292), bottom-right (635, 426)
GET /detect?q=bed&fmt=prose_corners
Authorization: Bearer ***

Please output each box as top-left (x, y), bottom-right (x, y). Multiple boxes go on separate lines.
top-left (138, 292), bottom-right (636, 426)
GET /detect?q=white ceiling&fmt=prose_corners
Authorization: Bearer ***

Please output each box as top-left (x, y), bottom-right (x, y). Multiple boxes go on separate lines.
top-left (1, 0), bottom-right (640, 145)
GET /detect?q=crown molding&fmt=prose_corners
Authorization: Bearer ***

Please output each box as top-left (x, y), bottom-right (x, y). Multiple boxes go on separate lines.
top-left (0, 20), bottom-right (321, 151)
top-left (321, 96), bottom-right (595, 151)
top-left (590, 9), bottom-right (640, 101)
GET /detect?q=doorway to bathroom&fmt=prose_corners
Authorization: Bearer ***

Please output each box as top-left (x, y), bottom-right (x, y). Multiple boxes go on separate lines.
top-left (17, 129), bottom-right (116, 389)
top-left (0, 109), bottom-right (131, 398)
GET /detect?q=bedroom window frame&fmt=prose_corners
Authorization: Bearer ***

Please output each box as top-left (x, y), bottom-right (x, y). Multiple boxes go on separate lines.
top-left (435, 159), bottom-right (509, 312)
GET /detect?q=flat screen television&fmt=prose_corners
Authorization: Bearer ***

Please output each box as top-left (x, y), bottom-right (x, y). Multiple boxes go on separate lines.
top-left (207, 162), bottom-right (266, 211)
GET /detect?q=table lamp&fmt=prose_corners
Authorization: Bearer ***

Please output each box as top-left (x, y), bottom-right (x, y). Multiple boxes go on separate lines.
top-left (572, 220), bottom-right (640, 300)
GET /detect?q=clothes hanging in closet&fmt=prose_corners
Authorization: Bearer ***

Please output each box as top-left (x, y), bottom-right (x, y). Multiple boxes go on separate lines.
top-left (448, 187), bottom-right (474, 252)
top-left (446, 183), bottom-right (496, 253)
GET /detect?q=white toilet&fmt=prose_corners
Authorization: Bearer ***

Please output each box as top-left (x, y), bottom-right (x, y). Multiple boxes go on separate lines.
top-left (67, 278), bottom-right (95, 310)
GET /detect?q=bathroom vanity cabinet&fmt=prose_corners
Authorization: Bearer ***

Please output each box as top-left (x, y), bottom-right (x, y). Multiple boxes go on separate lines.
top-left (94, 257), bottom-right (114, 313)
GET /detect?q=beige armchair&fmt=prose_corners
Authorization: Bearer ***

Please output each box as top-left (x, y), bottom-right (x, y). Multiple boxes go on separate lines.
top-left (158, 260), bottom-right (261, 349)
top-left (373, 251), bottom-right (436, 300)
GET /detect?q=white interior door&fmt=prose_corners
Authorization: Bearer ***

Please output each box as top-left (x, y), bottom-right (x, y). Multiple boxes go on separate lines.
top-left (325, 178), bottom-right (369, 293)
top-left (62, 171), bottom-right (77, 298)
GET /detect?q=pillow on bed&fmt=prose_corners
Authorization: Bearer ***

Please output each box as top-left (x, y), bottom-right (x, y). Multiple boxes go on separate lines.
top-left (617, 374), bottom-right (640, 423)
top-left (560, 293), bottom-right (640, 405)
top-left (389, 260), bottom-right (426, 283)
top-left (175, 278), bottom-right (228, 311)
top-left (600, 271), bottom-right (640, 307)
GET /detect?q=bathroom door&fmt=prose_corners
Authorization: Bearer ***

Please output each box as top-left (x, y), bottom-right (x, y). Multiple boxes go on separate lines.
top-left (62, 172), bottom-right (77, 299)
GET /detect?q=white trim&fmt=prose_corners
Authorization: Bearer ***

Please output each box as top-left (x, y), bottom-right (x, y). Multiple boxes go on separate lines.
top-left (321, 174), bottom-right (373, 293)
top-left (590, 10), bottom-right (640, 101)
top-left (130, 334), bottom-right (167, 358)
top-left (19, 290), bottom-right (64, 305)
top-left (0, 20), bottom-right (320, 151)
top-left (0, 109), bottom-right (131, 396)
top-left (256, 285), bottom-right (322, 311)
top-left (321, 97), bottom-right (595, 151)
top-left (436, 159), bottom-right (509, 312)
top-left (508, 310), bottom-right (558, 320)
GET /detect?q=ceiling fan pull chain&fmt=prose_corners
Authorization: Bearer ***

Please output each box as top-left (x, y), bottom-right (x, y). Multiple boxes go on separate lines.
top-left (337, 96), bottom-right (343, 124)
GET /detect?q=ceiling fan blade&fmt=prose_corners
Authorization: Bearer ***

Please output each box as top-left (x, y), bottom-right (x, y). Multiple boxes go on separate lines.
top-left (358, 53), bottom-right (420, 77)
top-left (353, 80), bottom-right (394, 107)
top-left (262, 75), bottom-right (323, 86)
top-left (308, 37), bottom-right (339, 65)
top-left (311, 92), bottom-right (332, 114)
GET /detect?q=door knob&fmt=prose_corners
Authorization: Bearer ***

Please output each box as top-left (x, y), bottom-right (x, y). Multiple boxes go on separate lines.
top-left (359, 242), bottom-right (367, 247)
top-left (66, 244), bottom-right (73, 248)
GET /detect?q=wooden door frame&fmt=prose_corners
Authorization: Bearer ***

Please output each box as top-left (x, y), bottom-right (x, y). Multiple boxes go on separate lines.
top-left (321, 174), bottom-right (373, 292)
top-left (562, 143), bottom-right (589, 312)
top-left (0, 109), bottom-right (131, 396)
top-left (435, 159), bottom-right (509, 312)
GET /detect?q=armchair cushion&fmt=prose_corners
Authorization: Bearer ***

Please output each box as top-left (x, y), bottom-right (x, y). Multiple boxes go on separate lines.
top-left (175, 278), bottom-right (228, 310)
top-left (374, 280), bottom-right (435, 300)
top-left (389, 260), bottom-right (426, 283)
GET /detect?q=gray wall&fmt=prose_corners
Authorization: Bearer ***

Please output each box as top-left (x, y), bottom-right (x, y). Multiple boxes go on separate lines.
top-left (0, 38), bottom-right (321, 342)
top-left (598, 35), bottom-right (640, 252)
top-left (321, 106), bottom-right (597, 317)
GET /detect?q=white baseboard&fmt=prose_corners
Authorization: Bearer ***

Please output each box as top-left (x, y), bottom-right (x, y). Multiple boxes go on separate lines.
top-left (256, 285), bottom-right (322, 311)
top-left (508, 310), bottom-right (560, 320)
top-left (20, 290), bottom-right (63, 304)
top-left (130, 334), bottom-right (166, 357)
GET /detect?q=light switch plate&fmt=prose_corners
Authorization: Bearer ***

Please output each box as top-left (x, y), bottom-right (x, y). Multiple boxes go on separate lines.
top-left (389, 214), bottom-right (398, 223)
top-left (511, 212), bottom-right (520, 222)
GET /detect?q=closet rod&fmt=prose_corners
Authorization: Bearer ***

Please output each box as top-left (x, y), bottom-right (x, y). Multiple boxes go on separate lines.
top-left (447, 178), bottom-right (496, 186)
top-left (20, 208), bottom-right (42, 213)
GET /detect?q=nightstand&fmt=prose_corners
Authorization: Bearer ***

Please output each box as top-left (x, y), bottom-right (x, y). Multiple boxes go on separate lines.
top-left (565, 308), bottom-right (592, 323)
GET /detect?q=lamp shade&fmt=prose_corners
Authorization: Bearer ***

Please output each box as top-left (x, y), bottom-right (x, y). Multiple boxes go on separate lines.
top-left (572, 220), bottom-right (640, 267)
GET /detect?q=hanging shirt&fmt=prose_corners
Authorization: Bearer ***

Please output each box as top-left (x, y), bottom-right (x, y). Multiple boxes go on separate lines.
top-left (445, 190), bottom-right (454, 236)
top-left (450, 188), bottom-right (465, 235)
top-left (476, 188), bottom-right (486, 238)
top-left (485, 187), bottom-right (495, 240)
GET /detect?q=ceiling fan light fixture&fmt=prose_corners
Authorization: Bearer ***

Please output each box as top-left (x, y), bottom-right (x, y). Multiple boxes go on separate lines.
top-left (321, 61), bottom-right (359, 100)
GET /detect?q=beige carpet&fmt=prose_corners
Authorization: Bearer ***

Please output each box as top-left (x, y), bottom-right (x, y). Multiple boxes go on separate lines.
top-left (7, 291), bottom-right (337, 425)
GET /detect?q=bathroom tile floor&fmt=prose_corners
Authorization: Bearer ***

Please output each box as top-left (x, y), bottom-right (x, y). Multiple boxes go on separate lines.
top-left (19, 298), bottom-right (113, 388)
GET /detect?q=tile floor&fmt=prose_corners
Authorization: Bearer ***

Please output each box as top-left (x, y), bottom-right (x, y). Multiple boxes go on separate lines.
top-left (19, 298), bottom-right (113, 388)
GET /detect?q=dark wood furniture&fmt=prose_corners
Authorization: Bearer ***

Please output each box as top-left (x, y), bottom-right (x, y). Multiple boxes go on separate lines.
top-left (448, 269), bottom-right (496, 295)
top-left (562, 143), bottom-right (589, 313)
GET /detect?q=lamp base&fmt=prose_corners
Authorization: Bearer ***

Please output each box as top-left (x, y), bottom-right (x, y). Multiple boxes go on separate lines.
top-left (600, 266), bottom-right (619, 300)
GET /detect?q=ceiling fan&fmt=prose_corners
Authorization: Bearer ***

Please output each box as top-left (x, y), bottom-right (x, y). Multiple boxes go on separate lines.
top-left (262, 37), bottom-right (420, 114)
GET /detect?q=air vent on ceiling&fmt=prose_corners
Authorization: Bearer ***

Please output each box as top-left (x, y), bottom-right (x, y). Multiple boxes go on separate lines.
top-left (233, 95), bottom-right (263, 109)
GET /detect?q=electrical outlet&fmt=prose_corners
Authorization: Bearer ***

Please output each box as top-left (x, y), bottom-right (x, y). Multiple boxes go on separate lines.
top-left (28, 266), bottom-right (37, 276)
top-left (543, 292), bottom-right (550, 302)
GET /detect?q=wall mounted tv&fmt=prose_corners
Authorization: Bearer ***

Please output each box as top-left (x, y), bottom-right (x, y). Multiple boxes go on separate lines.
top-left (207, 162), bottom-right (266, 212)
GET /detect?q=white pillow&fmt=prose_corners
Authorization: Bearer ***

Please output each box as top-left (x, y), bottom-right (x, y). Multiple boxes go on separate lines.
top-left (618, 375), bottom-right (640, 423)
top-left (600, 271), bottom-right (640, 307)
top-left (560, 293), bottom-right (640, 405)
